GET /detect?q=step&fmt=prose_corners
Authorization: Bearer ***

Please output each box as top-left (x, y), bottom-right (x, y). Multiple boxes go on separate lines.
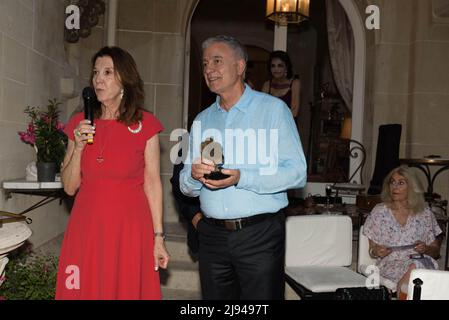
top-left (161, 260), bottom-right (301, 300)
top-left (162, 285), bottom-right (300, 300)
top-left (165, 206), bottom-right (182, 223)
top-left (160, 260), bottom-right (201, 292)
top-left (165, 221), bottom-right (188, 238)
top-left (165, 238), bottom-right (197, 263)
top-left (285, 283), bottom-right (301, 300)
top-left (162, 283), bottom-right (300, 300)
top-left (162, 287), bottom-right (202, 300)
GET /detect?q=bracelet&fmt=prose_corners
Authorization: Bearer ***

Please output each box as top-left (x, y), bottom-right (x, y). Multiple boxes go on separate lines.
top-left (369, 247), bottom-right (379, 258)
top-left (154, 232), bottom-right (166, 240)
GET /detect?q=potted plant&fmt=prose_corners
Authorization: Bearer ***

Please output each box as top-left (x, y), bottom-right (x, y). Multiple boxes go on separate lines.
top-left (18, 99), bottom-right (68, 182)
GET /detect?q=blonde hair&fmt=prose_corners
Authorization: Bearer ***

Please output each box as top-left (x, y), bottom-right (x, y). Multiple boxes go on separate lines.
top-left (380, 165), bottom-right (425, 214)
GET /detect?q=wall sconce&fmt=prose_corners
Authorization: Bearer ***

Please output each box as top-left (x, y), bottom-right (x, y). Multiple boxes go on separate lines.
top-left (340, 114), bottom-right (352, 140)
top-left (266, 0), bottom-right (310, 26)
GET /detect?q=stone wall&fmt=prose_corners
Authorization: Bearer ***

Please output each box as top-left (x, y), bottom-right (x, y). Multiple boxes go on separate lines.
top-left (73, 0), bottom-right (195, 224)
top-left (369, 0), bottom-right (449, 199)
top-left (0, 0), bottom-right (76, 248)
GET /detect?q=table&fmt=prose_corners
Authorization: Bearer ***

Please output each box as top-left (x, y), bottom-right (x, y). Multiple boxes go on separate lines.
top-left (1, 179), bottom-right (65, 220)
top-left (400, 158), bottom-right (449, 200)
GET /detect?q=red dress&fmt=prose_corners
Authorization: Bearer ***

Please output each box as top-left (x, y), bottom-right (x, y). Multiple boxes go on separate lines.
top-left (56, 111), bottom-right (163, 300)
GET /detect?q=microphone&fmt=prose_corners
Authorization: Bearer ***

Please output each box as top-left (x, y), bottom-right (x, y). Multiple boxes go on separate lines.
top-left (82, 86), bottom-right (96, 144)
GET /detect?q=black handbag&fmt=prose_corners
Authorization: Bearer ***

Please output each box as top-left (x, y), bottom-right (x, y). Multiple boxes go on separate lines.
top-left (335, 286), bottom-right (391, 300)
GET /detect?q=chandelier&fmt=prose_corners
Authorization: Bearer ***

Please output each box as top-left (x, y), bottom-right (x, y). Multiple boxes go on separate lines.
top-left (65, 0), bottom-right (106, 43)
top-left (266, 0), bottom-right (310, 26)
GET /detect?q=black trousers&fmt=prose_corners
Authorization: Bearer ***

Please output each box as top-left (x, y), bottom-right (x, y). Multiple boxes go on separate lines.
top-left (197, 212), bottom-right (285, 300)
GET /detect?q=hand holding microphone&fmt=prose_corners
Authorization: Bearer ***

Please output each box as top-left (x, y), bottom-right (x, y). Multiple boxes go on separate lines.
top-left (82, 86), bottom-right (96, 144)
top-left (73, 119), bottom-right (95, 150)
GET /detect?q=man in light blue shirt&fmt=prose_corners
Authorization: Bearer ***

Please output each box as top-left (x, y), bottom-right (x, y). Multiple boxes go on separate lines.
top-left (180, 35), bottom-right (307, 300)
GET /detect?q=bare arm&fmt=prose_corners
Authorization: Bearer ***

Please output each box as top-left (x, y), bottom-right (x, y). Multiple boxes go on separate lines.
top-left (368, 239), bottom-right (392, 259)
top-left (192, 212), bottom-right (203, 229)
top-left (61, 119), bottom-right (94, 195)
top-left (261, 80), bottom-right (270, 93)
top-left (143, 135), bottom-right (169, 270)
top-left (61, 140), bottom-right (81, 195)
top-left (414, 238), bottom-right (441, 259)
top-left (290, 79), bottom-right (300, 118)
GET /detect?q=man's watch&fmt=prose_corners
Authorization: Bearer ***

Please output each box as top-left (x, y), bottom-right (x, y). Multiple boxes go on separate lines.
top-left (154, 232), bottom-right (166, 240)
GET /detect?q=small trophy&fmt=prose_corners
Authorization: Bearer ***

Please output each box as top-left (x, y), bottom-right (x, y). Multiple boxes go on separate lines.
top-left (201, 137), bottom-right (230, 180)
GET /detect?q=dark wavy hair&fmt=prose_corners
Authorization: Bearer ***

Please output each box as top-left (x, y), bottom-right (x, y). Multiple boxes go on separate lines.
top-left (90, 46), bottom-right (144, 125)
top-left (267, 50), bottom-right (293, 79)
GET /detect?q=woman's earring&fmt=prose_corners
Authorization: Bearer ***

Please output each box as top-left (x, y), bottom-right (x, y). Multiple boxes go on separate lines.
top-left (120, 89), bottom-right (124, 99)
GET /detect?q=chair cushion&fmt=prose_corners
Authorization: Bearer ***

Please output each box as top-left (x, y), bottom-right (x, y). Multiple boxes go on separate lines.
top-left (286, 215), bottom-right (353, 267)
top-left (286, 266), bottom-right (367, 293)
top-left (359, 264), bottom-right (397, 292)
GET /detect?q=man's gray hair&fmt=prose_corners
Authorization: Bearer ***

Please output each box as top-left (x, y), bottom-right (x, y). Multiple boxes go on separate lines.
top-left (202, 35), bottom-right (248, 63)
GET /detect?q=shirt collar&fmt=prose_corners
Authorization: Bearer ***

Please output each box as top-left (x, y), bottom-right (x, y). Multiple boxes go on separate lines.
top-left (214, 84), bottom-right (252, 114)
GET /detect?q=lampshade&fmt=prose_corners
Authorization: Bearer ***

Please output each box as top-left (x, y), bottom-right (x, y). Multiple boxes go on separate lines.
top-left (340, 115), bottom-right (352, 140)
top-left (266, 0), bottom-right (310, 26)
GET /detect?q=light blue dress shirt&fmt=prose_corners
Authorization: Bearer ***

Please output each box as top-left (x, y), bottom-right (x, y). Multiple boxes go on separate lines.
top-left (180, 85), bottom-right (307, 219)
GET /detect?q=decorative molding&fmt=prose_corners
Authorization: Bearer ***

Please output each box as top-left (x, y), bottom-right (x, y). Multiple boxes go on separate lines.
top-left (432, 0), bottom-right (449, 24)
top-left (65, 0), bottom-right (106, 43)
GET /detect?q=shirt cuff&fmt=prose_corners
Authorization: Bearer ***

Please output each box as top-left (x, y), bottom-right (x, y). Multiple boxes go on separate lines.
top-left (236, 169), bottom-right (249, 190)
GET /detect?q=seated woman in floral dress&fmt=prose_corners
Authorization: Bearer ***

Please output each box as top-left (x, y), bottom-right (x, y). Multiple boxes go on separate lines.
top-left (363, 166), bottom-right (443, 294)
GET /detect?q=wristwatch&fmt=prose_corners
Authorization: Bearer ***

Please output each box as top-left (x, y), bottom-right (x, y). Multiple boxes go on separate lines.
top-left (154, 232), bottom-right (166, 240)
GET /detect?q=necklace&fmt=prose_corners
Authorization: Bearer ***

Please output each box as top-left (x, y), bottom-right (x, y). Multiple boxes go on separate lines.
top-left (271, 79), bottom-right (292, 90)
top-left (128, 121), bottom-right (142, 134)
top-left (96, 121), bottom-right (114, 164)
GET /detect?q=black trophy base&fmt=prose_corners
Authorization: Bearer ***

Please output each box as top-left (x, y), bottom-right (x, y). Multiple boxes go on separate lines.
top-left (204, 170), bottom-right (230, 180)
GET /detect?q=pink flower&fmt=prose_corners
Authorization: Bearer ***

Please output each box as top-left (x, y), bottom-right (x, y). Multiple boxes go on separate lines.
top-left (0, 296), bottom-right (6, 300)
top-left (56, 121), bottom-right (65, 131)
top-left (19, 99), bottom-right (68, 163)
top-left (18, 130), bottom-right (36, 145)
top-left (41, 115), bottom-right (49, 123)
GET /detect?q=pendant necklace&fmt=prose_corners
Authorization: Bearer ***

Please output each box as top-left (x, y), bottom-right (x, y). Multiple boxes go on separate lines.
top-left (96, 121), bottom-right (113, 164)
top-left (96, 120), bottom-right (142, 163)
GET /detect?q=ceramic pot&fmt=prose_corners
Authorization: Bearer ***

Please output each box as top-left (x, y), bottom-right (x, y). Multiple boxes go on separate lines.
top-left (36, 162), bottom-right (57, 182)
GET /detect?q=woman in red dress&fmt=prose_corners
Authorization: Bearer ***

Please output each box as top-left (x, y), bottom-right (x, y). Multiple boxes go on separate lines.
top-left (56, 46), bottom-right (169, 299)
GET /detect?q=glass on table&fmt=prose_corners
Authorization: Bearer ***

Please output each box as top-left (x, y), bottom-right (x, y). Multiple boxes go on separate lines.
top-left (323, 184), bottom-right (343, 215)
top-left (324, 184), bottom-right (333, 214)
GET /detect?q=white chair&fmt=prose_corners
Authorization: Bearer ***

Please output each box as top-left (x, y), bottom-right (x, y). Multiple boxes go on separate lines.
top-left (357, 225), bottom-right (397, 292)
top-left (285, 215), bottom-right (367, 299)
top-left (407, 269), bottom-right (449, 300)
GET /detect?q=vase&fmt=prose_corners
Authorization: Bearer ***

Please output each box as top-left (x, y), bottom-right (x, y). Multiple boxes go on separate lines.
top-left (36, 162), bottom-right (57, 182)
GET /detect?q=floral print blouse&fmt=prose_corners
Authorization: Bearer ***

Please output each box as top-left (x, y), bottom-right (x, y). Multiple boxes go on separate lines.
top-left (363, 203), bottom-right (442, 284)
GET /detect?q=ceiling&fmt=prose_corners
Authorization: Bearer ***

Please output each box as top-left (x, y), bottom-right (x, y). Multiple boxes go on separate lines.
top-left (193, 0), bottom-right (268, 23)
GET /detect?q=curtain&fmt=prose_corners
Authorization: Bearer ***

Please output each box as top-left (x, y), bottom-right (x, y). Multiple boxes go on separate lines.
top-left (325, 0), bottom-right (355, 113)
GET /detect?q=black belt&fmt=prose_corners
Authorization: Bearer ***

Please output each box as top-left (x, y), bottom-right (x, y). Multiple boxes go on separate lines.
top-left (203, 211), bottom-right (280, 231)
